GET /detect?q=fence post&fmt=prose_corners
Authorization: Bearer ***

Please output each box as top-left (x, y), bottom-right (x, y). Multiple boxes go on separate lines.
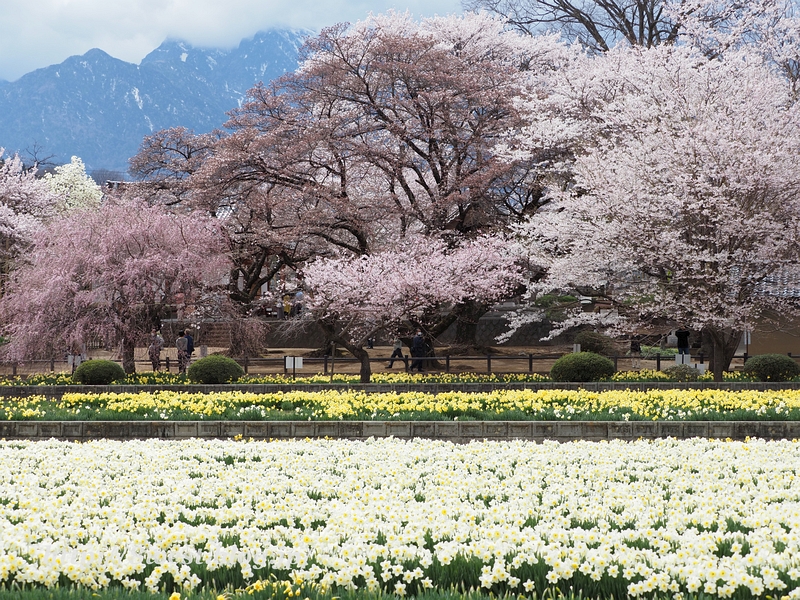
top-left (50, 357), bottom-right (55, 372)
top-left (243, 355), bottom-right (249, 374)
top-left (487, 355), bottom-right (492, 374)
top-left (698, 353), bottom-right (704, 365)
top-left (446, 355), bottom-right (450, 373)
top-left (656, 353), bottom-right (661, 371)
top-left (528, 353), bottom-right (533, 373)
top-left (12, 363), bottom-right (17, 377)
top-left (323, 354), bottom-right (329, 375)
top-left (165, 357), bottom-right (171, 372)
top-left (613, 354), bottom-right (618, 370)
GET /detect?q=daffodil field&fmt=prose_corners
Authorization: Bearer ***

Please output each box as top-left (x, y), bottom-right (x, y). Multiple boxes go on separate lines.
top-left (3, 388), bottom-right (800, 422)
top-left (1, 437), bottom-right (800, 600)
top-left (3, 372), bottom-right (800, 600)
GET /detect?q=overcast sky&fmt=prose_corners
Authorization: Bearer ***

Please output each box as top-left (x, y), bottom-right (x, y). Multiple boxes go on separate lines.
top-left (0, 0), bottom-right (464, 82)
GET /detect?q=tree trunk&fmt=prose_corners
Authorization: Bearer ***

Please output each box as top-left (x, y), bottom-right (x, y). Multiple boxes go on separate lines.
top-left (357, 348), bottom-right (372, 383)
top-left (121, 337), bottom-right (137, 374)
top-left (452, 300), bottom-right (488, 347)
top-left (339, 342), bottom-right (371, 383)
top-left (703, 326), bottom-right (741, 382)
top-left (320, 322), bottom-right (373, 383)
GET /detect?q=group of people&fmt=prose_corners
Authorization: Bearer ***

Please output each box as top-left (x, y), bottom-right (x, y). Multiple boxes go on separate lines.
top-left (386, 330), bottom-right (429, 372)
top-left (148, 328), bottom-right (194, 373)
top-left (280, 291), bottom-right (304, 319)
top-left (66, 339), bottom-right (87, 373)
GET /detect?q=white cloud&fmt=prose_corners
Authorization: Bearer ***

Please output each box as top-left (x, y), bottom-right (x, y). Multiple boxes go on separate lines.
top-left (0, 0), bottom-right (463, 82)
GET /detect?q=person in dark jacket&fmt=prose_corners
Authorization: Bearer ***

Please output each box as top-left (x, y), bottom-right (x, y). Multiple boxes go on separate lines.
top-left (410, 330), bottom-right (425, 372)
top-left (176, 331), bottom-right (189, 374)
top-left (186, 330), bottom-right (195, 357)
top-left (675, 328), bottom-right (691, 355)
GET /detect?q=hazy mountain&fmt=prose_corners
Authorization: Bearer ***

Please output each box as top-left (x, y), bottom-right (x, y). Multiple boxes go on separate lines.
top-left (0, 29), bottom-right (309, 173)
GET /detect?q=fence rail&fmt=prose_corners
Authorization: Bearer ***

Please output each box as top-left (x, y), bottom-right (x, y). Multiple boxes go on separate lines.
top-left (1, 351), bottom-right (798, 378)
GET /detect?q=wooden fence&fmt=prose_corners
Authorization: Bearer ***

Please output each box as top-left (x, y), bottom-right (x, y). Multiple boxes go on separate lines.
top-left (2, 351), bottom-right (798, 378)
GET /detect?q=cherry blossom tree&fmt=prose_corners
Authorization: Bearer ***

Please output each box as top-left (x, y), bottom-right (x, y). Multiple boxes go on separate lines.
top-left (669, 0), bottom-right (800, 92)
top-left (0, 149), bottom-right (60, 292)
top-left (510, 45), bottom-right (800, 380)
top-left (463, 0), bottom-right (799, 55)
top-left (132, 12), bottom-right (567, 346)
top-left (44, 156), bottom-right (102, 213)
top-left (206, 12), bottom-right (565, 239)
top-left (463, 0), bottom-right (682, 51)
top-left (0, 199), bottom-right (229, 373)
top-left (300, 235), bottom-right (523, 382)
top-left (129, 127), bottom-right (223, 207)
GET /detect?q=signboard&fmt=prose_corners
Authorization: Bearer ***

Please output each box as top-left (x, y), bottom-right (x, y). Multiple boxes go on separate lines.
top-left (285, 357), bottom-right (303, 369)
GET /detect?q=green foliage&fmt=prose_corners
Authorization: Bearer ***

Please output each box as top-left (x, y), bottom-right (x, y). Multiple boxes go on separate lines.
top-left (187, 355), bottom-right (245, 384)
top-left (534, 294), bottom-right (578, 307)
top-left (550, 352), bottom-right (616, 382)
top-left (662, 364), bottom-right (701, 382)
top-left (573, 331), bottom-right (616, 356)
top-left (72, 360), bottom-right (125, 385)
top-left (743, 354), bottom-right (800, 382)
top-left (533, 294), bottom-right (578, 319)
top-left (640, 344), bottom-right (677, 359)
top-left (0, 584), bottom-right (648, 600)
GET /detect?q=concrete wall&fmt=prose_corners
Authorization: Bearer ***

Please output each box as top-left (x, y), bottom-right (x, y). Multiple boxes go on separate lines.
top-left (744, 324), bottom-right (800, 356)
top-left (1, 420), bottom-right (797, 441)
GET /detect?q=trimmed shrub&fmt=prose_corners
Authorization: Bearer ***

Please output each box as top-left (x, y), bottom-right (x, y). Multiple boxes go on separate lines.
top-left (550, 352), bottom-right (615, 382)
top-left (72, 360), bottom-right (125, 385)
top-left (743, 354), bottom-right (800, 382)
top-left (573, 331), bottom-right (616, 356)
top-left (662, 364), bottom-right (700, 382)
top-left (188, 355), bottom-right (244, 384)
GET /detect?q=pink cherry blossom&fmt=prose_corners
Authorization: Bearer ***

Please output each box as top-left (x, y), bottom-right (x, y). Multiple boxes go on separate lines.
top-left (0, 198), bottom-right (229, 372)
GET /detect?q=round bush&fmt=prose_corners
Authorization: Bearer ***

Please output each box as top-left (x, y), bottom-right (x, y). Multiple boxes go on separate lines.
top-left (72, 359), bottom-right (126, 385)
top-left (662, 364), bottom-right (700, 382)
top-left (743, 354), bottom-right (800, 382)
top-left (573, 331), bottom-right (615, 356)
top-left (550, 352), bottom-right (615, 382)
top-left (188, 355), bottom-right (244, 384)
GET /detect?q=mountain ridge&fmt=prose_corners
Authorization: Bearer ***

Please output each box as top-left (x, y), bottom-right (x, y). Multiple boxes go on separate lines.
top-left (0, 29), bottom-right (310, 173)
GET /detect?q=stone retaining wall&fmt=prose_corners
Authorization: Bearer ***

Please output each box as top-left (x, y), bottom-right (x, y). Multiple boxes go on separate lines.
top-left (2, 420), bottom-right (798, 441)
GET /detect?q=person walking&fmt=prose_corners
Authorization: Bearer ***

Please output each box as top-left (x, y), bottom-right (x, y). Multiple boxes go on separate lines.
top-left (387, 337), bottom-right (404, 368)
top-left (629, 335), bottom-right (642, 370)
top-left (148, 328), bottom-right (164, 371)
top-left (176, 330), bottom-right (190, 374)
top-left (410, 330), bottom-right (426, 373)
top-left (185, 330), bottom-right (195, 360)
